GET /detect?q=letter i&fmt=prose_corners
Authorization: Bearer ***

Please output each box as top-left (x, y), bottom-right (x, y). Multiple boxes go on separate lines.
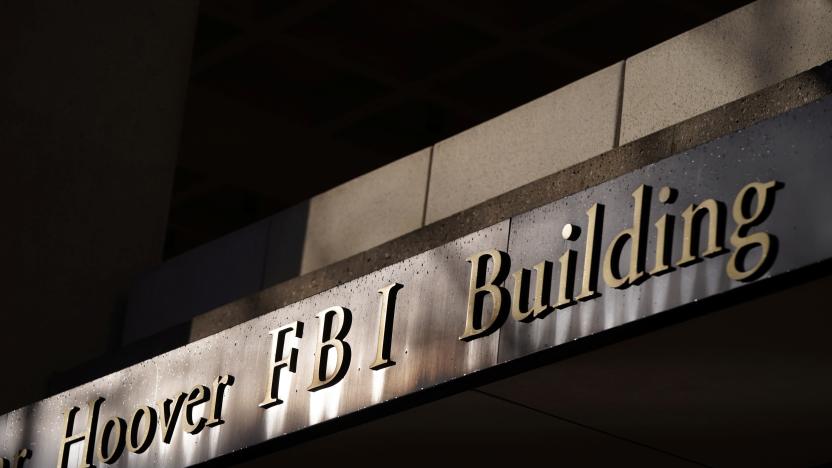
top-left (556, 223), bottom-right (580, 309)
top-left (650, 186), bottom-right (676, 276)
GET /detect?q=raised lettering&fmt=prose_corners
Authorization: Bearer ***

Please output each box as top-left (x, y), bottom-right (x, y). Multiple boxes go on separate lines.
top-left (727, 180), bottom-right (779, 281)
top-left (576, 204), bottom-right (604, 300)
top-left (511, 261), bottom-right (553, 322)
top-left (97, 417), bottom-right (126, 464)
top-left (677, 198), bottom-right (727, 266)
top-left (260, 323), bottom-right (303, 408)
top-left (603, 185), bottom-right (651, 289)
top-left (460, 249), bottom-right (511, 341)
top-left (182, 385), bottom-right (210, 434)
top-left (57, 397), bottom-right (103, 468)
top-left (159, 392), bottom-right (187, 444)
top-left (308, 307), bottom-right (352, 391)
top-left (127, 406), bottom-right (157, 454)
top-left (370, 283), bottom-right (403, 370)
top-left (206, 375), bottom-right (234, 427)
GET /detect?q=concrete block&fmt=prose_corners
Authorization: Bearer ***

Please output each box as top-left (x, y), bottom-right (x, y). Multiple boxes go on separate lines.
top-left (425, 62), bottom-right (622, 224)
top-left (300, 148), bottom-right (431, 274)
top-left (620, 0), bottom-right (832, 144)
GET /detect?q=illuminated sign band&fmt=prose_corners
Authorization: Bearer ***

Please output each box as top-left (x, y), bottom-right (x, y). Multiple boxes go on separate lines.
top-left (2, 95), bottom-right (831, 468)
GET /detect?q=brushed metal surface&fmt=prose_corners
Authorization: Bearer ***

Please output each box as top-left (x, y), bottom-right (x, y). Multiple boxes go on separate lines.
top-left (499, 93), bottom-right (832, 362)
top-left (0, 222), bottom-right (509, 467)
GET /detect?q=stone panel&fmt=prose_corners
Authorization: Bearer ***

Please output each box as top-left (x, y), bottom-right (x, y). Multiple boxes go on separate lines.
top-left (620, 0), bottom-right (832, 144)
top-left (425, 63), bottom-right (622, 224)
top-left (301, 148), bottom-right (431, 274)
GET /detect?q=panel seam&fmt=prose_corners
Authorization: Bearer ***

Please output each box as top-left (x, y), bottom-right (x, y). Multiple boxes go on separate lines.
top-left (613, 59), bottom-right (627, 148)
top-left (420, 145), bottom-right (435, 227)
top-left (494, 215), bottom-right (513, 365)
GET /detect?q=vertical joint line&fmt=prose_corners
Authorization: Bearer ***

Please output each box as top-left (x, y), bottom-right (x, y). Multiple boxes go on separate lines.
top-left (420, 146), bottom-right (435, 227)
top-left (505, 216), bottom-right (513, 252)
top-left (613, 60), bottom-right (627, 148)
top-left (495, 214), bottom-right (513, 360)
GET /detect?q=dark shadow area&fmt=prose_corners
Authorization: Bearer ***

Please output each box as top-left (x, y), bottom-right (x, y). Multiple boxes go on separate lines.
top-left (263, 200), bottom-right (310, 288)
top-left (47, 322), bottom-right (192, 396)
top-left (169, 0), bottom-right (754, 258)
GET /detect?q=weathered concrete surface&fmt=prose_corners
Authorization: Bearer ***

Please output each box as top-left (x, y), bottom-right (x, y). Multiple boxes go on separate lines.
top-left (620, 0), bottom-right (832, 144)
top-left (426, 63), bottom-right (622, 224)
top-left (300, 148), bottom-right (431, 274)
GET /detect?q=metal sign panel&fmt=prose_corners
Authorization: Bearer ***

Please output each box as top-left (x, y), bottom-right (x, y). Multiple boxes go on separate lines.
top-left (499, 96), bottom-right (832, 362)
top-left (1, 95), bottom-right (831, 467)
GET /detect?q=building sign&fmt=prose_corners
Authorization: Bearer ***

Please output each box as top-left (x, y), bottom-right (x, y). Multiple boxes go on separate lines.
top-left (2, 96), bottom-right (831, 468)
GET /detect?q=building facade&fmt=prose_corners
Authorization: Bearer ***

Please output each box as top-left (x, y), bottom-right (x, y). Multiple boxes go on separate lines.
top-left (2, 1), bottom-right (832, 466)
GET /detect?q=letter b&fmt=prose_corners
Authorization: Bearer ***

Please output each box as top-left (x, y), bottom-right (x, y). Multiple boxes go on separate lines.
top-left (308, 307), bottom-right (352, 392)
top-left (460, 249), bottom-right (511, 341)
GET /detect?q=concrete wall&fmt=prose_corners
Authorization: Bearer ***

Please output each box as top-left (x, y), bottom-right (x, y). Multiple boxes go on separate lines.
top-left (123, 0), bottom-right (832, 344)
top-left (300, 148), bottom-right (431, 274)
top-left (425, 63), bottom-right (622, 224)
top-left (621, 0), bottom-right (832, 144)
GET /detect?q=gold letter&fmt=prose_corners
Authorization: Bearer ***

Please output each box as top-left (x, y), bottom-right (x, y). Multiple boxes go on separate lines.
top-left (13, 449), bottom-right (30, 468)
top-left (576, 204), bottom-right (604, 300)
top-left (511, 261), bottom-right (553, 322)
top-left (206, 375), bottom-right (235, 427)
top-left (259, 322), bottom-right (303, 408)
top-left (308, 307), bottom-right (352, 391)
top-left (677, 198), bottom-right (727, 266)
top-left (727, 180), bottom-right (779, 281)
top-left (460, 249), bottom-right (511, 341)
top-left (159, 392), bottom-right (187, 444)
top-left (2, 449), bottom-right (32, 468)
top-left (57, 397), bottom-right (103, 468)
top-left (96, 417), bottom-right (126, 464)
top-left (555, 223), bottom-right (580, 309)
top-left (650, 214), bottom-right (675, 275)
top-left (603, 185), bottom-right (651, 289)
top-left (182, 385), bottom-right (210, 434)
top-left (370, 283), bottom-right (403, 370)
top-left (127, 406), bottom-right (157, 454)
top-left (555, 251), bottom-right (577, 309)
top-left (650, 186), bottom-right (676, 276)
